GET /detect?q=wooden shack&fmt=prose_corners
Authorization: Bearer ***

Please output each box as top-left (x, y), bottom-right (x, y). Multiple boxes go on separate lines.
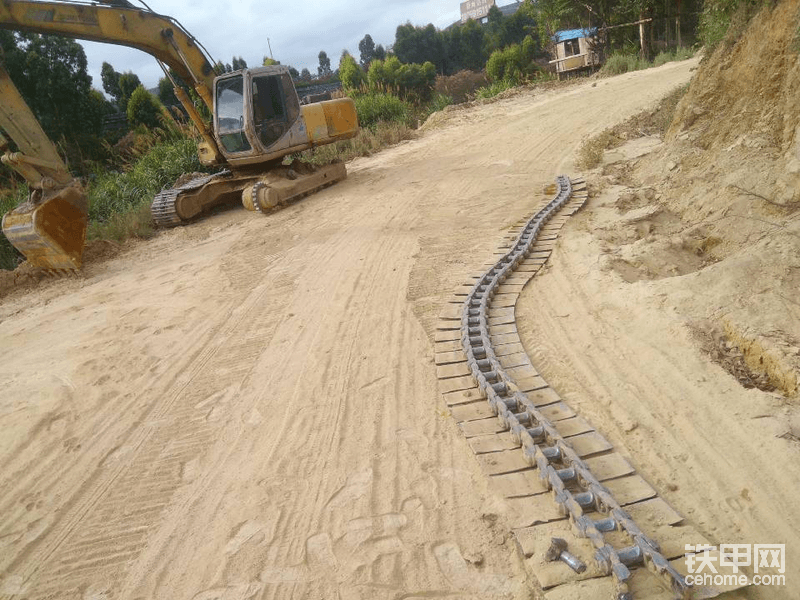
top-left (550, 28), bottom-right (601, 78)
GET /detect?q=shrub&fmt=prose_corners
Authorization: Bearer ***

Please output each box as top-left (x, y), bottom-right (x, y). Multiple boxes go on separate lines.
top-left (352, 92), bottom-right (412, 129)
top-left (88, 137), bottom-right (205, 223)
top-left (367, 56), bottom-right (436, 102)
top-left (699, 0), bottom-right (766, 49)
top-left (435, 70), bottom-right (489, 103)
top-left (339, 54), bottom-right (366, 91)
top-left (485, 36), bottom-right (539, 83)
top-left (127, 85), bottom-right (166, 129)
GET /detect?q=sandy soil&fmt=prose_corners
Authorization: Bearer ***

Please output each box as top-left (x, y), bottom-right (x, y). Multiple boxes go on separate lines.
top-left (0, 60), bottom-right (698, 600)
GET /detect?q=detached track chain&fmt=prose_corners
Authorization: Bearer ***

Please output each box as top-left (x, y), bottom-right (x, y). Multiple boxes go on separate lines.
top-left (433, 177), bottom-right (721, 600)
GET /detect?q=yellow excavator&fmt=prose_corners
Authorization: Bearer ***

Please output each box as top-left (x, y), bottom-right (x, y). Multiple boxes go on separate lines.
top-left (0, 0), bottom-right (359, 271)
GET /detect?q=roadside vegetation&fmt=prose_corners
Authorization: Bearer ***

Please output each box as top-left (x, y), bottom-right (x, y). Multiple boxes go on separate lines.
top-left (600, 46), bottom-right (696, 76)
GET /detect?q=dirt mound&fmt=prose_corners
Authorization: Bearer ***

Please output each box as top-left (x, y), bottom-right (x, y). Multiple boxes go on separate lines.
top-left (0, 239), bottom-right (123, 301)
top-left (587, 0), bottom-right (800, 400)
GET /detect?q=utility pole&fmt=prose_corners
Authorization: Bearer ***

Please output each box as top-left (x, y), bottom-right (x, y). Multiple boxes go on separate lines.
top-left (267, 38), bottom-right (273, 59)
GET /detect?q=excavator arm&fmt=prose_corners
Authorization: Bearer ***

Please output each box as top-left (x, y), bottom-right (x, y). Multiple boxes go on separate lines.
top-left (0, 0), bottom-right (224, 165)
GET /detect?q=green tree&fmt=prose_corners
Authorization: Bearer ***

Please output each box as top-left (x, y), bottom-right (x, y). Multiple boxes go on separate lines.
top-left (300, 67), bottom-right (312, 81)
top-left (374, 44), bottom-right (387, 61)
top-left (127, 85), bottom-right (165, 129)
top-left (485, 35), bottom-right (540, 82)
top-left (262, 57), bottom-right (280, 66)
top-left (157, 77), bottom-right (179, 105)
top-left (459, 19), bottom-right (488, 71)
top-left (394, 23), bottom-right (445, 72)
top-left (117, 71), bottom-right (141, 112)
top-left (358, 34), bottom-right (376, 68)
top-left (339, 53), bottom-right (366, 91)
top-left (0, 31), bottom-right (108, 169)
top-left (288, 66), bottom-right (300, 79)
top-left (367, 55), bottom-right (436, 101)
top-left (317, 51), bottom-right (332, 77)
top-left (101, 61), bottom-right (121, 105)
top-left (232, 56), bottom-right (248, 70)
top-left (101, 62), bottom-right (141, 112)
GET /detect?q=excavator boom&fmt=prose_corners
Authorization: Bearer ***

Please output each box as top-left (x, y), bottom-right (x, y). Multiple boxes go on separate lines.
top-left (0, 0), bottom-right (224, 165)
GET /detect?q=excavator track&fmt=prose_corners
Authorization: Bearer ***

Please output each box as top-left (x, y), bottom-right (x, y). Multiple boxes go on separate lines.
top-left (435, 177), bottom-right (749, 599)
top-left (151, 171), bottom-right (226, 227)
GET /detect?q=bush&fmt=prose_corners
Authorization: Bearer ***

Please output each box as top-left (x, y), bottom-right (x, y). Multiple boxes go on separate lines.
top-left (485, 36), bottom-right (539, 83)
top-left (699, 0), bottom-right (766, 48)
top-left (127, 85), bottom-right (166, 129)
top-left (367, 56), bottom-right (436, 102)
top-left (339, 54), bottom-right (366, 91)
top-left (352, 92), bottom-right (412, 129)
top-left (88, 137), bottom-right (205, 223)
top-left (0, 186), bottom-right (27, 270)
top-left (435, 70), bottom-right (489, 103)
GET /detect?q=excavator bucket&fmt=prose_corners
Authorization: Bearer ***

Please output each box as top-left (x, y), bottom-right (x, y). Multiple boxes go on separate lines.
top-left (2, 185), bottom-right (88, 271)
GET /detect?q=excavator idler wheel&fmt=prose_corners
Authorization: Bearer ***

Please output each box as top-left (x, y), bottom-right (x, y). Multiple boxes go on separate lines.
top-left (242, 182), bottom-right (279, 213)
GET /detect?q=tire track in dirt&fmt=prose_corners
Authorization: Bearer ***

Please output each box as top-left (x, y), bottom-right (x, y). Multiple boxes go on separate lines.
top-left (4, 257), bottom-right (294, 599)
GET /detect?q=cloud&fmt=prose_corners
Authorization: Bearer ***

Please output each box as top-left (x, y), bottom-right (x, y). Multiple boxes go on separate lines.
top-left (79, 0), bottom-right (463, 92)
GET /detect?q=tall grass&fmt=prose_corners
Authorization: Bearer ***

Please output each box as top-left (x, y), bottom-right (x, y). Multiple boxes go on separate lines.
top-left (297, 120), bottom-right (414, 166)
top-left (601, 47), bottom-right (696, 76)
top-left (475, 79), bottom-right (516, 99)
top-left (0, 186), bottom-right (27, 270)
top-left (88, 137), bottom-right (203, 224)
top-left (352, 92), bottom-right (413, 129)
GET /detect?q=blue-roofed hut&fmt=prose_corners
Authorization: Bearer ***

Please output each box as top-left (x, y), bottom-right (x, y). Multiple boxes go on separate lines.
top-left (550, 28), bottom-right (601, 78)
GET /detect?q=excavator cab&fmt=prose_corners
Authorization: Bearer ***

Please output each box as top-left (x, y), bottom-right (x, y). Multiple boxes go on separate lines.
top-left (212, 66), bottom-right (347, 167)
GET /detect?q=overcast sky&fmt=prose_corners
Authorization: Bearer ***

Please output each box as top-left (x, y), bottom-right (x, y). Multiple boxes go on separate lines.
top-left (79, 0), bottom-right (470, 92)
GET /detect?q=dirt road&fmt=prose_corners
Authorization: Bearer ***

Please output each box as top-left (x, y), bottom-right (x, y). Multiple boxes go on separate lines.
top-left (0, 60), bottom-right (697, 600)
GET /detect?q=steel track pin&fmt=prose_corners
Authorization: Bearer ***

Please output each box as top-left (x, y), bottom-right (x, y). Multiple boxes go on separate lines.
top-left (545, 537), bottom-right (586, 573)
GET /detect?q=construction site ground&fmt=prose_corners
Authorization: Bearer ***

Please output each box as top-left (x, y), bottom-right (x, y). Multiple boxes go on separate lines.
top-left (1, 53), bottom-right (798, 600)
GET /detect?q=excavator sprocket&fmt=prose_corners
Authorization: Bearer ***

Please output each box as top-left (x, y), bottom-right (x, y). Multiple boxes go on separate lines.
top-left (1, 185), bottom-right (88, 271)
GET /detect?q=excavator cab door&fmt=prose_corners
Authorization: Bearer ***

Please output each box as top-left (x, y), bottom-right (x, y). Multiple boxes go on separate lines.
top-left (215, 75), bottom-right (252, 154)
top-left (250, 72), bottom-right (300, 149)
top-left (213, 67), bottom-right (302, 160)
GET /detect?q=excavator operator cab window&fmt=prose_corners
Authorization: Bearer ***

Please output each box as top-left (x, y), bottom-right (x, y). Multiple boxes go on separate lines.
top-left (216, 75), bottom-right (252, 153)
top-left (251, 73), bottom-right (300, 148)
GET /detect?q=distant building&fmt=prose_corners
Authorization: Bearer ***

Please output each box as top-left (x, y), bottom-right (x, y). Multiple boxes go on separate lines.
top-left (460, 0), bottom-right (495, 23)
top-left (550, 28), bottom-right (602, 78)
top-left (451, 0), bottom-right (521, 28)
